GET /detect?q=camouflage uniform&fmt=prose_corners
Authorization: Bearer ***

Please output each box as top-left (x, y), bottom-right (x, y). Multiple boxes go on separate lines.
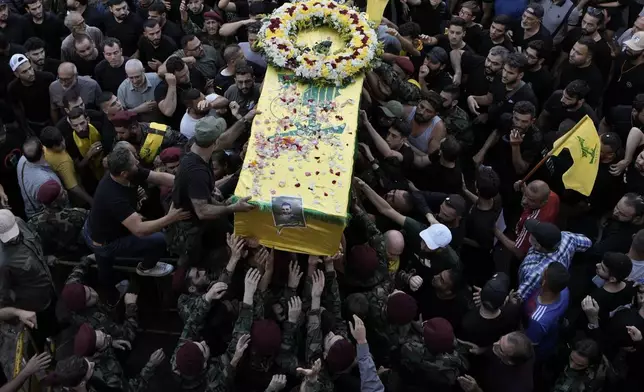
top-left (304, 270), bottom-right (349, 392)
top-left (64, 258), bottom-right (138, 341)
top-left (172, 295), bottom-right (242, 392)
top-left (27, 207), bottom-right (88, 256)
top-left (552, 366), bottom-right (602, 392)
top-left (400, 339), bottom-right (469, 389)
top-left (91, 346), bottom-right (159, 392)
top-left (343, 208), bottom-right (389, 290)
top-left (443, 105), bottom-right (473, 149)
top-left (374, 62), bottom-right (421, 105)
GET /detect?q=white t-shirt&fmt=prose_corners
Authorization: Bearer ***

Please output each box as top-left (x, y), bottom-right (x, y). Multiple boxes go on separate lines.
top-left (180, 93), bottom-right (220, 139)
top-left (630, 259), bottom-right (644, 284)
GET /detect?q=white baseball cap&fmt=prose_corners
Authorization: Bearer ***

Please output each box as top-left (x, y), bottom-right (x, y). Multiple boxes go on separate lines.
top-left (0, 209), bottom-right (19, 243)
top-left (9, 54), bottom-right (29, 72)
top-left (419, 224), bottom-right (452, 250)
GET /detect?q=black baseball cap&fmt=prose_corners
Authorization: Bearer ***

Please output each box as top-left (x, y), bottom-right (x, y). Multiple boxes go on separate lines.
top-left (525, 219), bottom-right (561, 250)
top-left (481, 273), bottom-right (510, 310)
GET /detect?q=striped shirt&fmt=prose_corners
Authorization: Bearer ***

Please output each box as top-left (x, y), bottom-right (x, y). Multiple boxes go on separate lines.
top-left (524, 288), bottom-right (570, 358)
top-left (518, 231), bottom-right (592, 301)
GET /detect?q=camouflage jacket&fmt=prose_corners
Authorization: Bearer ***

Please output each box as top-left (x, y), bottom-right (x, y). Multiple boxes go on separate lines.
top-left (400, 339), bottom-right (469, 388)
top-left (342, 208), bottom-right (389, 290)
top-left (305, 308), bottom-right (335, 392)
top-left (91, 346), bottom-right (158, 392)
top-left (65, 259), bottom-right (138, 341)
top-left (27, 207), bottom-right (88, 255)
top-left (374, 62), bottom-right (421, 105)
top-left (552, 366), bottom-right (602, 392)
top-left (443, 105), bottom-right (473, 148)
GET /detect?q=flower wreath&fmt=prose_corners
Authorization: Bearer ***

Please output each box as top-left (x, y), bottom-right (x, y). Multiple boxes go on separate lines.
top-left (257, 0), bottom-right (381, 86)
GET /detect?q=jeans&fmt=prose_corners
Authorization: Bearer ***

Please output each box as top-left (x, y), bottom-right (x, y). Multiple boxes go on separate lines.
top-left (82, 220), bottom-right (167, 303)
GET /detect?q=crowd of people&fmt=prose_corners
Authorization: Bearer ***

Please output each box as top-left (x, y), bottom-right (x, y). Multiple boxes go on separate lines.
top-left (1, 0), bottom-right (644, 391)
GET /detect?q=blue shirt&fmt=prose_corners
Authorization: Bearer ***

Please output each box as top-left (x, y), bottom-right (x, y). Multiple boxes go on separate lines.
top-left (518, 231), bottom-right (591, 301)
top-left (524, 288), bottom-right (570, 359)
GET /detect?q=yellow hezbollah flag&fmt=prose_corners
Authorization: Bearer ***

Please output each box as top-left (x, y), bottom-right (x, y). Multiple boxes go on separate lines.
top-left (551, 115), bottom-right (600, 196)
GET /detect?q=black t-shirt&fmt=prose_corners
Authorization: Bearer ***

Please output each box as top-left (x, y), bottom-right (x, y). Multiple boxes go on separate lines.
top-left (490, 118), bottom-right (545, 184)
top-left (0, 14), bottom-right (34, 45)
top-left (605, 56), bottom-right (644, 110)
top-left (0, 125), bottom-right (26, 216)
top-left (476, 33), bottom-right (514, 56)
top-left (72, 52), bottom-right (105, 78)
top-left (489, 80), bottom-right (538, 123)
top-left (605, 104), bottom-right (638, 141)
top-left (154, 68), bottom-right (208, 128)
top-left (137, 36), bottom-right (178, 73)
top-left (464, 24), bottom-right (484, 53)
top-left (7, 71), bottom-right (55, 123)
top-left (88, 168), bottom-right (151, 243)
top-left (464, 197), bottom-right (502, 251)
top-left (103, 13), bottom-right (143, 57)
top-left (460, 303), bottom-right (521, 347)
top-left (423, 69), bottom-right (452, 93)
top-left (0, 43), bottom-right (25, 102)
top-left (561, 29), bottom-right (613, 79)
top-left (514, 25), bottom-right (553, 53)
top-left (420, 157), bottom-right (463, 195)
top-left (172, 151), bottom-right (214, 221)
top-left (56, 109), bottom-right (115, 156)
top-left (41, 58), bottom-right (61, 75)
top-left (188, 5), bottom-right (213, 29)
top-left (558, 62), bottom-right (604, 108)
top-left (589, 161), bottom-right (625, 216)
top-left (523, 67), bottom-right (554, 108)
top-left (590, 284), bottom-right (636, 329)
top-left (434, 35), bottom-right (474, 74)
top-left (162, 20), bottom-right (184, 47)
top-left (462, 52), bottom-right (496, 97)
top-left (29, 12), bottom-right (67, 60)
top-left (82, 5), bottom-right (105, 31)
top-left (411, 1), bottom-right (445, 35)
top-left (543, 90), bottom-right (599, 133)
top-left (94, 58), bottom-right (128, 94)
top-left (213, 69), bottom-right (235, 95)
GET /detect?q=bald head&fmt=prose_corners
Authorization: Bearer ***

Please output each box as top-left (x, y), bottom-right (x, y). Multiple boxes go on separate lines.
top-left (23, 137), bottom-right (44, 163)
top-left (522, 180), bottom-right (551, 210)
top-left (385, 230), bottom-right (405, 256)
top-left (527, 180), bottom-right (550, 200)
top-left (64, 11), bottom-right (85, 33)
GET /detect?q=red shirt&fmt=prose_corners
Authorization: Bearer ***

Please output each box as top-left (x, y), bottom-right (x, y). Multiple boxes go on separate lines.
top-left (515, 191), bottom-right (560, 253)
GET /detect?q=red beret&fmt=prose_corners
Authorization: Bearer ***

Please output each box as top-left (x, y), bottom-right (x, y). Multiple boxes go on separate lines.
top-left (250, 319), bottom-right (282, 356)
top-left (325, 338), bottom-right (356, 373)
top-left (159, 147), bottom-right (182, 164)
top-left (176, 342), bottom-right (205, 376)
top-left (203, 11), bottom-right (224, 23)
top-left (394, 56), bottom-right (414, 76)
top-left (62, 283), bottom-right (88, 312)
top-left (387, 292), bottom-right (418, 325)
top-left (109, 110), bottom-right (137, 127)
top-left (36, 180), bottom-right (62, 205)
top-left (74, 323), bottom-right (97, 357)
top-left (348, 244), bottom-right (378, 279)
top-left (423, 317), bottom-right (454, 354)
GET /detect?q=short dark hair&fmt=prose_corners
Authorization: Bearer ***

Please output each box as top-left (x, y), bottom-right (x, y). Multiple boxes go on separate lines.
top-left (527, 40), bottom-right (547, 59)
top-left (143, 18), bottom-right (160, 30)
top-left (103, 37), bottom-right (121, 50)
top-left (476, 166), bottom-right (500, 199)
top-left (223, 44), bottom-right (242, 63)
top-left (62, 89), bottom-right (82, 109)
top-left (492, 14), bottom-right (512, 28)
top-left (180, 34), bottom-right (197, 49)
top-left (622, 192), bottom-right (644, 217)
top-left (97, 91), bottom-right (115, 106)
top-left (585, 6), bottom-right (606, 23)
top-left (505, 52), bottom-right (528, 72)
top-left (442, 84), bottom-right (461, 100)
top-left (448, 16), bottom-right (467, 30)
top-left (24, 0), bottom-right (40, 6)
top-left (40, 126), bottom-right (65, 148)
top-left (73, 33), bottom-right (93, 47)
top-left (67, 107), bottom-right (86, 121)
top-left (506, 332), bottom-right (535, 365)
top-left (181, 88), bottom-right (201, 104)
top-left (573, 339), bottom-right (600, 364)
top-left (633, 94), bottom-right (644, 113)
top-left (545, 262), bottom-right (569, 293)
top-left (632, 229), bottom-right (644, 254)
top-left (391, 118), bottom-right (411, 138)
top-left (440, 135), bottom-right (461, 162)
top-left (576, 36), bottom-right (596, 57)
top-left (148, 1), bottom-right (166, 14)
top-left (107, 146), bottom-right (134, 175)
top-left (446, 267), bottom-right (464, 291)
top-left (564, 80), bottom-right (591, 100)
top-left (420, 90), bottom-right (443, 111)
top-left (513, 101), bottom-right (536, 118)
top-left (166, 56), bottom-right (186, 74)
top-left (602, 252), bottom-right (633, 282)
top-left (235, 64), bottom-right (254, 77)
top-left (460, 1), bottom-right (480, 15)
top-left (23, 137), bottom-right (44, 162)
top-left (247, 21), bottom-right (262, 35)
top-left (24, 37), bottom-right (45, 52)
top-left (398, 22), bottom-right (421, 38)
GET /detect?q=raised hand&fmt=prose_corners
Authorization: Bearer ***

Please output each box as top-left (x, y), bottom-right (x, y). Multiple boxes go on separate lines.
top-left (288, 261), bottom-right (303, 289)
top-left (206, 282), bottom-right (228, 301)
top-left (23, 352), bottom-right (51, 376)
top-left (148, 348), bottom-right (165, 367)
top-left (287, 296), bottom-right (302, 323)
top-left (112, 339), bottom-right (132, 351)
top-left (311, 270), bottom-right (325, 298)
top-left (266, 374), bottom-right (287, 391)
top-left (244, 268), bottom-right (262, 296)
top-left (349, 315), bottom-right (367, 344)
